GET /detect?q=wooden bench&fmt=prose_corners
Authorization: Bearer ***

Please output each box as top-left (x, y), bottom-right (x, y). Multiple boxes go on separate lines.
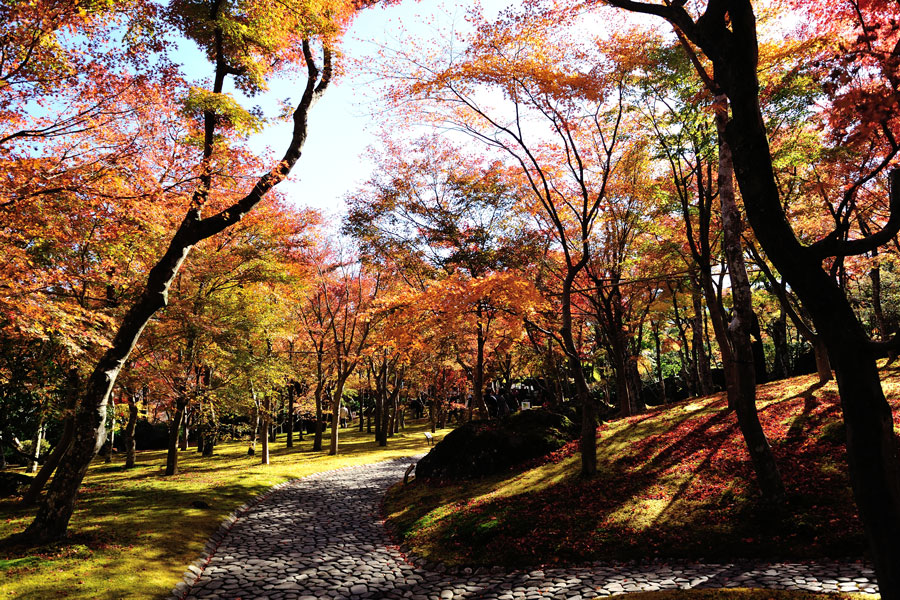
top-left (423, 431), bottom-right (434, 446)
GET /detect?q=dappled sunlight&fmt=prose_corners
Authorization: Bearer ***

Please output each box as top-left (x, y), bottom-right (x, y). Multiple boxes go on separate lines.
top-left (0, 420), bottom-right (450, 599)
top-left (387, 369), bottom-right (900, 567)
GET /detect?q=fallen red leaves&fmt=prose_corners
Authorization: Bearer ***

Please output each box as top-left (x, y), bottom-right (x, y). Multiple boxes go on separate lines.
top-left (398, 373), bottom-right (900, 567)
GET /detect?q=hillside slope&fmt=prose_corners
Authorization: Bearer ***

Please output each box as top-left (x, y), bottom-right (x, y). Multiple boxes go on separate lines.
top-left (385, 368), bottom-right (900, 567)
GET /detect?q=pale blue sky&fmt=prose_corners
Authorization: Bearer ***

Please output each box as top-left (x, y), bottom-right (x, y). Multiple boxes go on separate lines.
top-left (244, 0), bottom-right (512, 221)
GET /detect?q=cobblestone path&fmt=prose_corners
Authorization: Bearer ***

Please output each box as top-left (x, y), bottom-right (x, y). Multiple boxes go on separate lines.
top-left (172, 458), bottom-right (879, 600)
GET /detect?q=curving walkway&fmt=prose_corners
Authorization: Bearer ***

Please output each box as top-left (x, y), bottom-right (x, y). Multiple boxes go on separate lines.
top-left (171, 458), bottom-right (879, 600)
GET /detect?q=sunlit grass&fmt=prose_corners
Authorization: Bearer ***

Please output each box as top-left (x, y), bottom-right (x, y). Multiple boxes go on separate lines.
top-left (385, 367), bottom-right (900, 575)
top-left (0, 420), bottom-right (449, 600)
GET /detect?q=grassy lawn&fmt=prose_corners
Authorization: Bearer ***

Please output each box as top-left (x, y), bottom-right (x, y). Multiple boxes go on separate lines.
top-left (386, 367), bottom-right (900, 571)
top-left (0, 420), bottom-right (449, 600)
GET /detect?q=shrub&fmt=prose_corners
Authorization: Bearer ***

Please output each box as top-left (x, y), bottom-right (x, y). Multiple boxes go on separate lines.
top-left (416, 409), bottom-right (575, 480)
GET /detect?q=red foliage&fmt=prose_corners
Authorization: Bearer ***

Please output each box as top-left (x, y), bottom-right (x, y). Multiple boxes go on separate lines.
top-left (424, 375), bottom-right (897, 566)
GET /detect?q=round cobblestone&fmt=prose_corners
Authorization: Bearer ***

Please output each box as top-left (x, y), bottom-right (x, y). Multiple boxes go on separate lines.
top-left (171, 458), bottom-right (879, 600)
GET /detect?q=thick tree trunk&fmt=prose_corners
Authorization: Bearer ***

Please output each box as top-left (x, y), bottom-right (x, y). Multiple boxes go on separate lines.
top-left (750, 311), bottom-right (769, 384)
top-left (179, 407), bottom-right (189, 451)
top-left (697, 11), bottom-right (900, 590)
top-left (104, 411), bottom-right (114, 463)
top-left (165, 397), bottom-right (187, 476)
top-left (770, 311), bottom-right (790, 380)
top-left (625, 356), bottom-right (644, 415)
top-left (715, 93), bottom-right (784, 503)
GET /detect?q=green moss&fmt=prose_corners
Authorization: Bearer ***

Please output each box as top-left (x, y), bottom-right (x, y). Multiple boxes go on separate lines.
top-left (0, 421), bottom-right (449, 599)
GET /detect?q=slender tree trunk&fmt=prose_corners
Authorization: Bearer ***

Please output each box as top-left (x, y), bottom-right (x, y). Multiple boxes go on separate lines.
top-left (472, 322), bottom-right (489, 419)
top-left (27, 419), bottom-right (44, 474)
top-left (715, 93), bottom-right (784, 502)
top-left (690, 279), bottom-right (714, 394)
top-left (165, 397), bottom-right (187, 476)
top-left (561, 265), bottom-right (595, 477)
top-left (286, 383), bottom-right (295, 449)
top-left (313, 383), bottom-right (324, 452)
top-left (248, 389), bottom-right (260, 455)
top-left (329, 378), bottom-right (347, 456)
top-left (260, 395), bottom-right (270, 465)
top-left (652, 322), bottom-right (667, 403)
top-left (22, 372), bottom-right (79, 506)
top-left (122, 389), bottom-right (138, 468)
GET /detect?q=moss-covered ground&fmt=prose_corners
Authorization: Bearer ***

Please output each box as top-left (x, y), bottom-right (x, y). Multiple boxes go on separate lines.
top-left (0, 421), bottom-right (448, 599)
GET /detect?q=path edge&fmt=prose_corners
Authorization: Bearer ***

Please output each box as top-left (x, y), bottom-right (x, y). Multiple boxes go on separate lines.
top-left (166, 456), bottom-right (422, 600)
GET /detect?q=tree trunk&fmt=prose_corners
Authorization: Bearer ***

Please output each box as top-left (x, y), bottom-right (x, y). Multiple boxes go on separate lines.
top-left (770, 311), bottom-right (790, 380)
top-left (165, 397), bottom-right (187, 476)
top-left (179, 407), bottom-right (189, 451)
top-left (691, 279), bottom-right (714, 395)
top-left (561, 264), bottom-right (595, 477)
top-left (104, 411), bottom-right (114, 464)
top-left (248, 389), bottom-right (260, 455)
top-left (714, 93), bottom-right (784, 503)
top-left (21, 371), bottom-right (79, 506)
top-left (653, 321), bottom-right (667, 404)
top-left (313, 383), bottom-right (324, 452)
top-left (260, 395), bottom-right (270, 465)
top-left (700, 12), bottom-right (900, 588)
top-left (122, 389), bottom-right (138, 469)
top-left (11, 41), bottom-right (333, 545)
top-left (286, 383), bottom-right (295, 449)
top-left (27, 419), bottom-right (44, 474)
top-left (329, 379), bottom-right (346, 456)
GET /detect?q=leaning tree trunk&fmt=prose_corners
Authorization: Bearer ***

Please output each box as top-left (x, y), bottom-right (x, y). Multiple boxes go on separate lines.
top-left (714, 93), bottom-right (784, 503)
top-left (691, 8), bottom-right (900, 590)
top-left (13, 40), bottom-right (334, 545)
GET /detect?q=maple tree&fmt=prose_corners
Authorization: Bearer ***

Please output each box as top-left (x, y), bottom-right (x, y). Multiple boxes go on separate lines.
top-left (384, 10), bottom-right (645, 476)
top-left (6, 0), bottom-right (385, 545)
top-left (346, 138), bottom-right (544, 419)
top-left (599, 0), bottom-right (900, 592)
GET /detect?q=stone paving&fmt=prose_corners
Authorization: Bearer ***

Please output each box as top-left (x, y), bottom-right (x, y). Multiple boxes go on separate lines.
top-left (171, 457), bottom-right (879, 600)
